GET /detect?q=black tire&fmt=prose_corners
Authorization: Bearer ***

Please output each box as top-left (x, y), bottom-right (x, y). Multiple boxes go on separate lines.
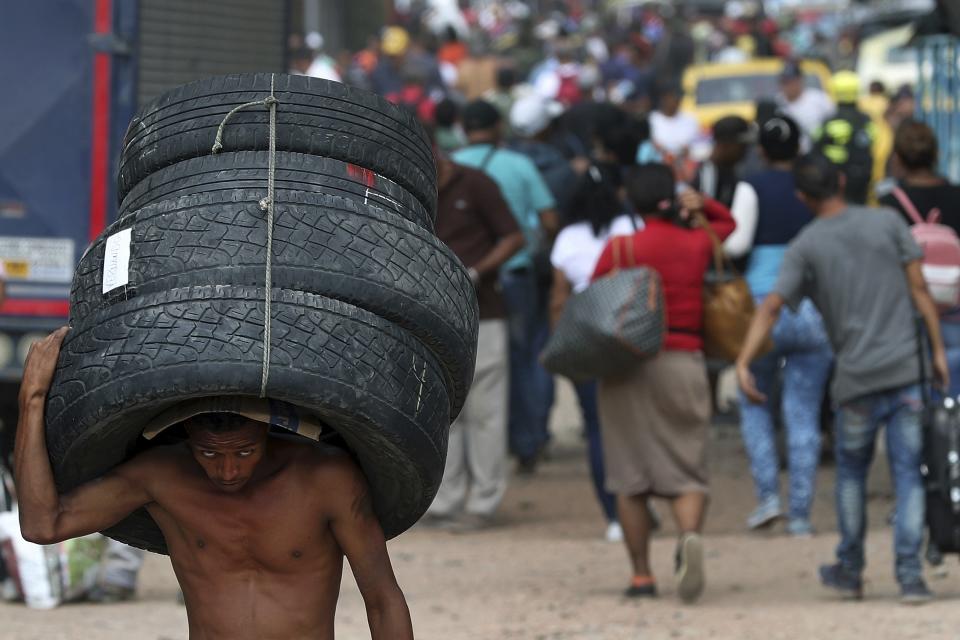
top-left (45, 286), bottom-right (451, 554)
top-left (117, 73), bottom-right (437, 216)
top-left (118, 151), bottom-right (434, 232)
top-left (71, 191), bottom-right (477, 418)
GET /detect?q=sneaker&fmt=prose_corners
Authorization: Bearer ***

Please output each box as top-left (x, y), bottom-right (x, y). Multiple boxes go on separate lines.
top-left (786, 518), bottom-right (815, 538)
top-left (900, 581), bottom-right (933, 605)
top-left (818, 563), bottom-right (863, 599)
top-left (675, 533), bottom-right (706, 604)
top-left (624, 575), bottom-right (657, 598)
top-left (516, 453), bottom-right (541, 476)
top-left (746, 496), bottom-right (783, 530)
top-left (605, 521), bottom-right (624, 543)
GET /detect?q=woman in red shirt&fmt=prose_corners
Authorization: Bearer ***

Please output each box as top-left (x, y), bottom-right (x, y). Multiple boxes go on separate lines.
top-left (591, 163), bottom-right (735, 603)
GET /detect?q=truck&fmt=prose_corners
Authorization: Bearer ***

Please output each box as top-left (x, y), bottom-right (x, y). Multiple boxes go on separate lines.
top-left (0, 0), bottom-right (289, 459)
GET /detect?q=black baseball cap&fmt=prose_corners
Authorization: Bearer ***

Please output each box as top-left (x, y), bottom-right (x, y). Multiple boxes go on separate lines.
top-left (780, 60), bottom-right (803, 81)
top-left (462, 100), bottom-right (502, 132)
top-left (759, 115), bottom-right (800, 161)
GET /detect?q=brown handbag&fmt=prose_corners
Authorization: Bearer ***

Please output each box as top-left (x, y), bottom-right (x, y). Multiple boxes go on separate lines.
top-left (695, 213), bottom-right (773, 362)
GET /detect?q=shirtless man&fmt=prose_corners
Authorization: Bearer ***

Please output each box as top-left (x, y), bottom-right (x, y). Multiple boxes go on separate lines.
top-left (14, 328), bottom-right (414, 639)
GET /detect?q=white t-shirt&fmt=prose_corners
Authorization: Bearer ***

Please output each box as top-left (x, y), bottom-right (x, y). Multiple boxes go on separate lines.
top-left (777, 89), bottom-right (835, 146)
top-left (550, 214), bottom-right (644, 293)
top-left (650, 111), bottom-right (701, 155)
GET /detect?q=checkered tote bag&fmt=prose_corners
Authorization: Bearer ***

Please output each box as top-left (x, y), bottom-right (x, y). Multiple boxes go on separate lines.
top-left (541, 235), bottom-right (665, 382)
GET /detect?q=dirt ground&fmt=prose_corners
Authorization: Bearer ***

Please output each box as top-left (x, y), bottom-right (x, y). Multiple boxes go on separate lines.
top-left (3, 381), bottom-right (959, 639)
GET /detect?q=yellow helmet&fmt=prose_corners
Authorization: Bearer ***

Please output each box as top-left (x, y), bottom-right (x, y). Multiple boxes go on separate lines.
top-left (381, 26), bottom-right (410, 57)
top-left (832, 70), bottom-right (860, 103)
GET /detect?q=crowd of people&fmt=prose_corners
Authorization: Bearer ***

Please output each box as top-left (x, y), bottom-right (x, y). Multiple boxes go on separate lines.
top-left (285, 1), bottom-right (960, 607)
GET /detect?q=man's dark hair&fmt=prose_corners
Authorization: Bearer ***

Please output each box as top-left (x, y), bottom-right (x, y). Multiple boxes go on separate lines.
top-left (434, 98), bottom-right (460, 128)
top-left (713, 116), bottom-right (753, 145)
top-left (624, 163), bottom-right (676, 217)
top-left (894, 120), bottom-right (939, 171)
top-left (597, 118), bottom-right (647, 166)
top-left (755, 99), bottom-right (780, 128)
top-left (184, 412), bottom-right (260, 435)
top-left (793, 153), bottom-right (842, 201)
top-left (496, 67), bottom-right (517, 90)
top-left (759, 115), bottom-right (800, 162)
top-left (461, 99), bottom-right (501, 132)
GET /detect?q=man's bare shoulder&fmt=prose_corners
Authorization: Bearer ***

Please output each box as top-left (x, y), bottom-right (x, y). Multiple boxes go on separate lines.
top-left (116, 443), bottom-right (195, 483)
top-left (282, 440), bottom-right (363, 480)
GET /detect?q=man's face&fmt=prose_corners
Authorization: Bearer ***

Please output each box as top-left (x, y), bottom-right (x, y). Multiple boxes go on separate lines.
top-left (781, 77), bottom-right (803, 102)
top-left (659, 93), bottom-right (680, 116)
top-left (187, 420), bottom-right (269, 493)
top-left (715, 141), bottom-right (748, 166)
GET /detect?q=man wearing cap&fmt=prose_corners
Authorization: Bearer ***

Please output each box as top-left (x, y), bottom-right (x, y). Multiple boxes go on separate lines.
top-left (776, 60), bottom-right (835, 150)
top-left (370, 26), bottom-right (410, 98)
top-left (693, 115), bottom-right (755, 209)
top-left (453, 99), bottom-right (560, 474)
top-left (14, 329), bottom-right (415, 638)
top-left (813, 71), bottom-right (877, 205)
top-left (507, 95), bottom-right (579, 218)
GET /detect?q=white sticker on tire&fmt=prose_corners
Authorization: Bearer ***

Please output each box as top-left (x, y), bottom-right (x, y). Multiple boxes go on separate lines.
top-left (102, 228), bottom-right (132, 294)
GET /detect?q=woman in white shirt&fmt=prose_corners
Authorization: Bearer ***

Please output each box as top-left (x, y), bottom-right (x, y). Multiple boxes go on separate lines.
top-left (549, 162), bottom-right (643, 543)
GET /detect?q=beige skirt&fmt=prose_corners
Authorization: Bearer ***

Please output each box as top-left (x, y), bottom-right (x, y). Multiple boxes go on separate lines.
top-left (598, 350), bottom-right (711, 498)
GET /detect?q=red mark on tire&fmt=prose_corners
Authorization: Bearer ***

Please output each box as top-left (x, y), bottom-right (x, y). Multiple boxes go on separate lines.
top-left (347, 164), bottom-right (376, 187)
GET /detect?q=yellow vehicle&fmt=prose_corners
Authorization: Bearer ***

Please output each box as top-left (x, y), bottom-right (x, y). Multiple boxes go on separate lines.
top-left (681, 58), bottom-right (835, 130)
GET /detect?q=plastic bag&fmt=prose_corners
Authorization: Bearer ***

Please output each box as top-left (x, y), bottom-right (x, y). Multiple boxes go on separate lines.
top-left (58, 534), bottom-right (107, 602)
top-left (0, 510), bottom-right (60, 609)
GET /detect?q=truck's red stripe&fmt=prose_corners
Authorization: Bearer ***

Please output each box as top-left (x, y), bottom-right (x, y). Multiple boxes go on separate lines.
top-left (89, 0), bottom-right (112, 241)
top-left (0, 300), bottom-right (70, 317)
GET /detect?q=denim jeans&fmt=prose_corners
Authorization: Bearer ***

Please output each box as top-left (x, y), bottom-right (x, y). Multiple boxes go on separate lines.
top-left (739, 299), bottom-right (833, 520)
top-left (574, 381), bottom-right (617, 522)
top-left (500, 269), bottom-right (554, 460)
top-left (833, 384), bottom-right (925, 585)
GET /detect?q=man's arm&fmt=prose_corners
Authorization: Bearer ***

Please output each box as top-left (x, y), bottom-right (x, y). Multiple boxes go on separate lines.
top-left (472, 231), bottom-right (524, 282)
top-left (538, 208), bottom-right (560, 239)
top-left (328, 457), bottom-right (413, 640)
top-left (14, 328), bottom-right (152, 544)
top-left (906, 260), bottom-right (950, 390)
top-left (723, 182), bottom-right (759, 259)
top-left (470, 171), bottom-right (525, 281)
top-left (735, 294), bottom-right (785, 403)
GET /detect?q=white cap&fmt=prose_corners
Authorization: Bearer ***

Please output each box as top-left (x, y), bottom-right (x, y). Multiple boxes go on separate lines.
top-left (305, 31), bottom-right (324, 50)
top-left (509, 95), bottom-right (564, 138)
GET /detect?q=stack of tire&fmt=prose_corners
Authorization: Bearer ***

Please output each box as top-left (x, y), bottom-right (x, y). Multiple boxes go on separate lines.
top-left (43, 74), bottom-right (478, 554)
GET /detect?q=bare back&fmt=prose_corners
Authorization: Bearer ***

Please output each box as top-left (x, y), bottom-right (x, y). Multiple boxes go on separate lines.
top-left (145, 440), bottom-right (360, 640)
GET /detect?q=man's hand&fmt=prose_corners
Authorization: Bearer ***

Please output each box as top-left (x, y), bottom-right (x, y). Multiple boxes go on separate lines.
top-left (736, 362), bottom-right (767, 404)
top-left (20, 327), bottom-right (68, 404)
top-left (933, 347), bottom-right (950, 393)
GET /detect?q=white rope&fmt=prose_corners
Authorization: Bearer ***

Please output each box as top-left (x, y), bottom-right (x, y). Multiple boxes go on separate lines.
top-left (210, 75), bottom-right (278, 397)
top-left (259, 75), bottom-right (277, 397)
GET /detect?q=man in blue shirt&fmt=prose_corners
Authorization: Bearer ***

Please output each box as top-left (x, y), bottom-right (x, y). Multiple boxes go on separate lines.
top-left (453, 100), bottom-right (559, 473)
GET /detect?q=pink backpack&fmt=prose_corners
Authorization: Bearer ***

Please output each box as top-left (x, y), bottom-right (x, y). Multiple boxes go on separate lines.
top-left (892, 186), bottom-right (960, 311)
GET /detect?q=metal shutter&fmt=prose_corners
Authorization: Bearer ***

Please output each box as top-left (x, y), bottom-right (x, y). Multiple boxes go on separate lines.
top-left (137, 0), bottom-right (287, 105)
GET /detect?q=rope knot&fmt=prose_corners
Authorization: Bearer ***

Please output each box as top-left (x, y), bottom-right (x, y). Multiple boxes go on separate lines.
top-left (211, 141), bottom-right (223, 154)
top-left (259, 197), bottom-right (271, 211)
top-left (263, 96), bottom-right (279, 107)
